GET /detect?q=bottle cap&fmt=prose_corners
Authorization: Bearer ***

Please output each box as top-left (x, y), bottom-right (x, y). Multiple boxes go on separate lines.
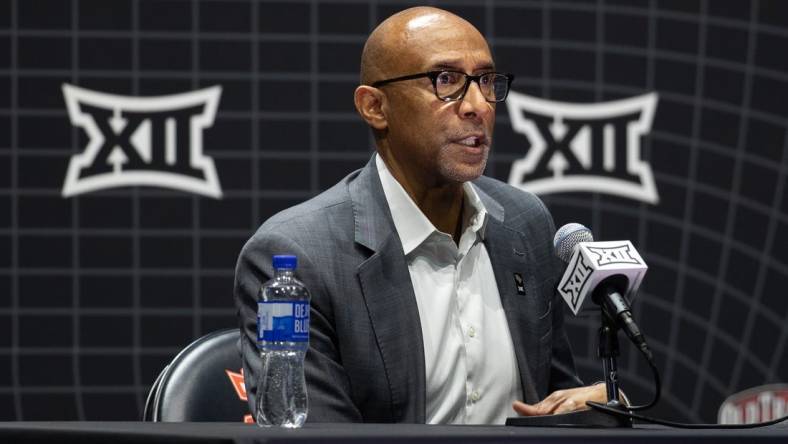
top-left (272, 255), bottom-right (297, 269)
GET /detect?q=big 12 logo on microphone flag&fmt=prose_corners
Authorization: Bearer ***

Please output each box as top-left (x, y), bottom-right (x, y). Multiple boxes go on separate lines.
top-left (61, 84), bottom-right (223, 199)
top-left (506, 92), bottom-right (659, 205)
top-left (558, 240), bottom-right (648, 316)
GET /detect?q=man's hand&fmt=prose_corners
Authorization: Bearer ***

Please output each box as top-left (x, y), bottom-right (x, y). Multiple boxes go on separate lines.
top-left (512, 384), bottom-right (607, 416)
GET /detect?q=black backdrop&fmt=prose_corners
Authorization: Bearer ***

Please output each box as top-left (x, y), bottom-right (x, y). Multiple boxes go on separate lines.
top-left (1, 0), bottom-right (787, 423)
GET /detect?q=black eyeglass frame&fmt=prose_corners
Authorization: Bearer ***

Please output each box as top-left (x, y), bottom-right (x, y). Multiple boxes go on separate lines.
top-left (370, 70), bottom-right (515, 103)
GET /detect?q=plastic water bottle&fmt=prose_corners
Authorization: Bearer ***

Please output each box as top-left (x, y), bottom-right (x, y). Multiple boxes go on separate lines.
top-left (256, 254), bottom-right (310, 428)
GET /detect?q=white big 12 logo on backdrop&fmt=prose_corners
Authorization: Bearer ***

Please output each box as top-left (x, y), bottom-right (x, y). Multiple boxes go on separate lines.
top-left (506, 91), bottom-right (659, 205)
top-left (61, 84), bottom-right (223, 199)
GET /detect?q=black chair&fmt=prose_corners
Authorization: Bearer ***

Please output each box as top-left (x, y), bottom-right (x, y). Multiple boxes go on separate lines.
top-left (142, 366), bottom-right (166, 421)
top-left (143, 328), bottom-right (253, 422)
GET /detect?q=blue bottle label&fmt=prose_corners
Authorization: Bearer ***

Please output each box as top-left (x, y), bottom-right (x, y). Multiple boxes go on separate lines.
top-left (257, 301), bottom-right (310, 342)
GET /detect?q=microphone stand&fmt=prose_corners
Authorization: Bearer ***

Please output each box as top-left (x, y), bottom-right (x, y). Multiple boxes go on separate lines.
top-left (506, 310), bottom-right (632, 427)
top-left (599, 310), bottom-right (624, 409)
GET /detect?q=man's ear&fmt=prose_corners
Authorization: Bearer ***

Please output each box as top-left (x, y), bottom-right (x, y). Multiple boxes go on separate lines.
top-left (354, 85), bottom-right (388, 131)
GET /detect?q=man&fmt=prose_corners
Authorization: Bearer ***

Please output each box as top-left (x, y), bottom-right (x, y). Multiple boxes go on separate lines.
top-left (234, 6), bottom-right (606, 424)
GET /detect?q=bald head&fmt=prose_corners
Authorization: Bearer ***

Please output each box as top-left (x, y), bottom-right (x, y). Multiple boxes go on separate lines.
top-left (360, 7), bottom-right (489, 85)
top-left (353, 6), bottom-right (497, 190)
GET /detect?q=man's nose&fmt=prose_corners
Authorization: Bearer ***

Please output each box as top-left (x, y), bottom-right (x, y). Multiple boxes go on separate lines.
top-left (458, 80), bottom-right (491, 119)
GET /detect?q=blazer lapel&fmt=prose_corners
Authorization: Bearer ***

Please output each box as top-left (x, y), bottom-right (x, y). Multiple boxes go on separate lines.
top-left (350, 157), bottom-right (426, 423)
top-left (476, 188), bottom-right (542, 405)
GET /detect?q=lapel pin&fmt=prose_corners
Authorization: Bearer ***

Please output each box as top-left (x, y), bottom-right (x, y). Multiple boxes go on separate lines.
top-left (513, 273), bottom-right (526, 296)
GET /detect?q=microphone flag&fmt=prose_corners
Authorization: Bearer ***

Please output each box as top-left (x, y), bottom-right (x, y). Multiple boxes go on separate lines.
top-left (557, 240), bottom-right (648, 316)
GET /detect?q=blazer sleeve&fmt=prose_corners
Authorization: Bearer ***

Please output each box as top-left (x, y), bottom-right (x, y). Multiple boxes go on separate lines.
top-left (233, 229), bottom-right (363, 422)
top-left (535, 197), bottom-right (585, 392)
top-left (548, 275), bottom-right (585, 392)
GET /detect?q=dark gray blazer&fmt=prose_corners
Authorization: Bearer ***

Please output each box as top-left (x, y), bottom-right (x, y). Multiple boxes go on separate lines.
top-left (234, 156), bottom-right (582, 423)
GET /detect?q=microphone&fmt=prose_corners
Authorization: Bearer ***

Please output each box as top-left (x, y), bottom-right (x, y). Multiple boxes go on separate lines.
top-left (554, 223), bottom-right (649, 350)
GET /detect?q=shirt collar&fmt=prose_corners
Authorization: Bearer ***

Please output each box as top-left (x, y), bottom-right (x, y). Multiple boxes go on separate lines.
top-left (375, 154), bottom-right (488, 255)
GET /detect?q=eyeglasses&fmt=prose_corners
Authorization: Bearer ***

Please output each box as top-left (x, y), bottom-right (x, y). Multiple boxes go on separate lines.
top-left (370, 70), bottom-right (515, 103)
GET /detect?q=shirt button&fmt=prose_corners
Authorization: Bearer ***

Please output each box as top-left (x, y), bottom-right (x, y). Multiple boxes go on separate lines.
top-left (471, 391), bottom-right (480, 402)
top-left (468, 326), bottom-right (476, 338)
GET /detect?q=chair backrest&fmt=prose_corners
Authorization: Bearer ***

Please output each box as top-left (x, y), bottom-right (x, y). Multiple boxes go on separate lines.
top-left (142, 365), bottom-right (167, 421)
top-left (146, 328), bottom-right (252, 422)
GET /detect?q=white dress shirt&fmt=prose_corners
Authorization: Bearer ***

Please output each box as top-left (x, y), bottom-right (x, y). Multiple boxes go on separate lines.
top-left (375, 154), bottom-right (522, 425)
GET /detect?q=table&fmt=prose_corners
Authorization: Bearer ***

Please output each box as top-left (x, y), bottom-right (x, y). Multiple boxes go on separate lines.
top-left (0, 421), bottom-right (785, 443)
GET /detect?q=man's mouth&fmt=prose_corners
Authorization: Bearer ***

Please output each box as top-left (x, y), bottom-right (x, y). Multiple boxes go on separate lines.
top-left (454, 135), bottom-right (488, 148)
